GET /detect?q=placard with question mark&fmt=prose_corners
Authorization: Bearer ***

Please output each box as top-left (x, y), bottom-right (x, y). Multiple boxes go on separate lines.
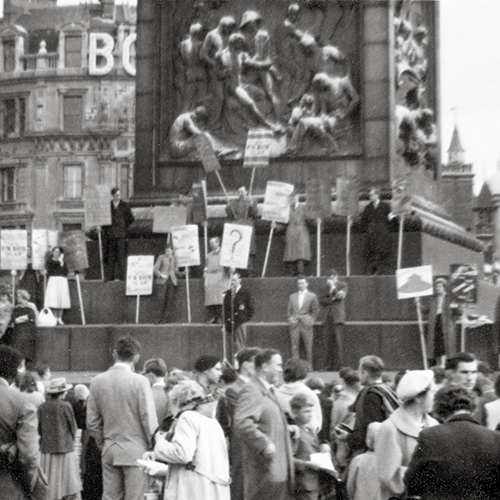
top-left (220, 223), bottom-right (253, 269)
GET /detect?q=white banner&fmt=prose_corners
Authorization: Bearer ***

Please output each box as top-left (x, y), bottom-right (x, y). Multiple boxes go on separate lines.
top-left (126, 255), bottom-right (155, 296)
top-left (261, 181), bottom-right (294, 223)
top-left (396, 265), bottom-right (433, 299)
top-left (171, 225), bottom-right (200, 267)
top-left (1, 230), bottom-right (28, 270)
top-left (32, 230), bottom-right (58, 270)
top-left (220, 223), bottom-right (253, 270)
top-left (85, 185), bottom-right (112, 227)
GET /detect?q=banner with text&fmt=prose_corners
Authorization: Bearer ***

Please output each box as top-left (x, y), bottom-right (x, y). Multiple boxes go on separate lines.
top-left (171, 225), bottom-right (201, 267)
top-left (334, 177), bottom-right (359, 217)
top-left (261, 181), bottom-right (294, 223)
top-left (194, 134), bottom-right (221, 173)
top-left (126, 255), bottom-right (155, 296)
top-left (305, 178), bottom-right (332, 220)
top-left (1, 230), bottom-right (28, 270)
top-left (449, 264), bottom-right (478, 304)
top-left (32, 230), bottom-right (58, 270)
top-left (243, 128), bottom-right (273, 168)
top-left (84, 185), bottom-right (112, 227)
top-left (220, 223), bottom-right (253, 270)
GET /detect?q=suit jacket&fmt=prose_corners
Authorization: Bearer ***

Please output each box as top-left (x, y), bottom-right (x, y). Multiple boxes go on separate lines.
top-left (87, 364), bottom-right (158, 466)
top-left (233, 376), bottom-right (294, 500)
top-left (223, 285), bottom-right (254, 331)
top-left (225, 376), bottom-right (247, 422)
top-left (0, 380), bottom-right (41, 494)
top-left (154, 253), bottom-right (179, 285)
top-left (106, 200), bottom-right (134, 239)
top-left (359, 201), bottom-right (391, 254)
top-left (287, 290), bottom-right (319, 330)
top-left (404, 413), bottom-right (500, 500)
top-left (319, 281), bottom-right (347, 324)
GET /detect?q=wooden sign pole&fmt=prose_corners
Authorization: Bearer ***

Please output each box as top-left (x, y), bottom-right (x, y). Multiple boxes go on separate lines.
top-left (415, 297), bottom-right (428, 369)
top-left (346, 216), bottom-right (352, 277)
top-left (397, 215), bottom-right (404, 270)
top-left (186, 267), bottom-right (191, 323)
top-left (261, 222), bottom-right (275, 278)
top-left (249, 168), bottom-right (256, 197)
top-left (204, 221), bottom-right (208, 260)
top-left (135, 295), bottom-right (140, 324)
top-left (316, 219), bottom-right (321, 277)
top-left (97, 227), bottom-right (105, 281)
top-left (75, 272), bottom-right (86, 325)
top-left (11, 270), bottom-right (17, 305)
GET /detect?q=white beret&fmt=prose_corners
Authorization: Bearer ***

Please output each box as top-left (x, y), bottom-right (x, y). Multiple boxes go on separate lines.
top-left (396, 370), bottom-right (434, 402)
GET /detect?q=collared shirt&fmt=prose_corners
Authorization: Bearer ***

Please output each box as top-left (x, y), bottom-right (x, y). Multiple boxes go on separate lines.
top-left (114, 362), bottom-right (132, 371)
top-left (257, 376), bottom-right (271, 391)
top-left (298, 289), bottom-right (307, 309)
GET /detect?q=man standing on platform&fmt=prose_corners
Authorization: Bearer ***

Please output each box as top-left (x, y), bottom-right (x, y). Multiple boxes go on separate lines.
top-left (226, 186), bottom-right (258, 275)
top-left (154, 244), bottom-right (181, 324)
top-left (319, 269), bottom-right (347, 371)
top-left (223, 272), bottom-right (255, 354)
top-left (287, 276), bottom-right (319, 368)
top-left (103, 187), bottom-right (134, 281)
top-left (204, 236), bottom-right (230, 323)
top-left (233, 348), bottom-right (294, 500)
top-left (359, 186), bottom-right (392, 275)
top-left (87, 336), bottom-right (158, 500)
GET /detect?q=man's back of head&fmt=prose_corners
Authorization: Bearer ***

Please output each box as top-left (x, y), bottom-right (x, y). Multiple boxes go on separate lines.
top-left (236, 347), bottom-right (261, 377)
top-left (143, 358), bottom-right (167, 378)
top-left (114, 336), bottom-right (141, 363)
top-left (359, 355), bottom-right (384, 384)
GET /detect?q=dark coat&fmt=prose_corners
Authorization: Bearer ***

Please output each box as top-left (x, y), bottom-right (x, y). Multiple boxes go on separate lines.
top-left (223, 285), bottom-right (254, 331)
top-left (38, 399), bottom-right (76, 454)
top-left (359, 200), bottom-right (391, 255)
top-left (404, 413), bottom-right (500, 500)
top-left (318, 281), bottom-right (347, 324)
top-left (105, 200), bottom-right (134, 239)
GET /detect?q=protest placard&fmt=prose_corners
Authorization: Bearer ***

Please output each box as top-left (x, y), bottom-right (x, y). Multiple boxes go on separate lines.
top-left (261, 181), bottom-right (294, 223)
top-left (60, 230), bottom-right (89, 272)
top-left (171, 225), bottom-right (201, 267)
top-left (391, 178), bottom-right (412, 217)
top-left (243, 128), bottom-right (273, 168)
top-left (194, 134), bottom-right (221, 172)
top-left (191, 181), bottom-right (207, 224)
top-left (32, 230), bottom-right (58, 270)
top-left (0, 230), bottom-right (28, 270)
top-left (84, 185), bottom-right (111, 227)
top-left (152, 206), bottom-right (187, 233)
top-left (220, 223), bottom-right (253, 269)
top-left (334, 177), bottom-right (359, 217)
top-left (396, 265), bottom-right (433, 300)
top-left (449, 264), bottom-right (478, 304)
top-left (126, 255), bottom-right (155, 296)
top-left (305, 178), bottom-right (332, 220)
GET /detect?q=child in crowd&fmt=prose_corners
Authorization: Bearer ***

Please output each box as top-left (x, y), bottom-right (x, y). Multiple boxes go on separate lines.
top-left (290, 392), bottom-right (323, 500)
top-left (35, 361), bottom-right (52, 394)
top-left (346, 421), bottom-right (382, 500)
top-left (38, 377), bottom-right (82, 500)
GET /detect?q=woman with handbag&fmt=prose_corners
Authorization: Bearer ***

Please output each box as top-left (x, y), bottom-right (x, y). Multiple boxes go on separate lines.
top-left (44, 246), bottom-right (71, 325)
top-left (150, 380), bottom-right (230, 500)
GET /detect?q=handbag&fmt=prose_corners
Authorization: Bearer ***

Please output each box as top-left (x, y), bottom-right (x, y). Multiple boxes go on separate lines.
top-left (36, 308), bottom-right (57, 327)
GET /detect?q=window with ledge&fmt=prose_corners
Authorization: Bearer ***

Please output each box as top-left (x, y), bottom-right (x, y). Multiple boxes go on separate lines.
top-left (64, 165), bottom-right (82, 199)
top-left (63, 95), bottom-right (83, 132)
top-left (3, 38), bottom-right (15, 73)
top-left (65, 34), bottom-right (82, 68)
top-left (1, 97), bottom-right (26, 138)
top-left (0, 167), bottom-right (16, 202)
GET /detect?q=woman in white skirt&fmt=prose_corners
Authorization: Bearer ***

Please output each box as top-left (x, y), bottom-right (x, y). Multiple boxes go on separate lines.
top-left (44, 246), bottom-right (70, 325)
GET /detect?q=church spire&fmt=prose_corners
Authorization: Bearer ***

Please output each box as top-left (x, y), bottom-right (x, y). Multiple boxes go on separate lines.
top-left (447, 124), bottom-right (465, 165)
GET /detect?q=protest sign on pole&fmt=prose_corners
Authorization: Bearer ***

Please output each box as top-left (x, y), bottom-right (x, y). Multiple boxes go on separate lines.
top-left (126, 256), bottom-right (155, 297)
top-left (305, 178), bottom-right (332, 220)
top-left (0, 230), bottom-right (28, 270)
top-left (449, 264), bottom-right (478, 304)
top-left (261, 181), bottom-right (294, 224)
top-left (243, 129), bottom-right (273, 169)
top-left (220, 223), bottom-right (253, 270)
top-left (171, 225), bottom-right (201, 268)
top-left (391, 178), bottom-right (412, 217)
top-left (194, 134), bottom-right (221, 172)
top-left (84, 185), bottom-right (112, 227)
top-left (334, 177), bottom-right (359, 217)
top-left (32, 230), bottom-right (58, 270)
top-left (152, 206), bottom-right (187, 234)
top-left (191, 181), bottom-right (207, 224)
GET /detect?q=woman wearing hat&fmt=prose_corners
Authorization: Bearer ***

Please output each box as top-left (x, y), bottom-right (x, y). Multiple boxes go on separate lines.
top-left (44, 246), bottom-right (71, 325)
top-left (9, 288), bottom-right (37, 369)
top-left (374, 370), bottom-right (438, 500)
top-left (38, 377), bottom-right (82, 500)
top-left (151, 380), bottom-right (230, 500)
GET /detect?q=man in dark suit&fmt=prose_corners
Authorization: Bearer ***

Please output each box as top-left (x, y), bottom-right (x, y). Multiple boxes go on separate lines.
top-left (87, 336), bottom-right (158, 500)
top-left (223, 272), bottom-right (255, 354)
top-left (405, 385), bottom-right (500, 499)
top-left (233, 348), bottom-right (294, 500)
top-left (103, 187), bottom-right (134, 281)
top-left (359, 186), bottom-right (392, 275)
top-left (287, 276), bottom-right (319, 368)
top-left (319, 269), bottom-right (347, 371)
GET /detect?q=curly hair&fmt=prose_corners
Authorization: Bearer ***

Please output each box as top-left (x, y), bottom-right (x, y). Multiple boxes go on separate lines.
top-left (433, 385), bottom-right (476, 421)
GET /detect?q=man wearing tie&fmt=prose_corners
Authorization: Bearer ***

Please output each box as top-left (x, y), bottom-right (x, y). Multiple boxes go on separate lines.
top-left (154, 244), bottom-right (180, 323)
top-left (319, 269), bottom-right (347, 371)
top-left (223, 272), bottom-right (254, 354)
top-left (287, 276), bottom-right (319, 368)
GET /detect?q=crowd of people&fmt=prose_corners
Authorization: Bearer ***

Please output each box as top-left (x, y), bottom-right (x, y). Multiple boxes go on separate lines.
top-left (3, 336), bottom-right (500, 500)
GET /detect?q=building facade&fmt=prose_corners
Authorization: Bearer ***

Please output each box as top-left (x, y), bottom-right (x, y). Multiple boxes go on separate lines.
top-left (0, 0), bottom-right (136, 235)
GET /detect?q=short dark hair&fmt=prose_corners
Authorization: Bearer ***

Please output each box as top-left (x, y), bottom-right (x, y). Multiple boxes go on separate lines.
top-left (115, 336), bottom-right (141, 361)
top-left (433, 385), bottom-right (476, 421)
top-left (143, 358), bottom-right (167, 378)
top-left (194, 355), bottom-right (220, 373)
top-left (221, 367), bottom-right (238, 385)
top-left (15, 372), bottom-right (37, 393)
top-left (446, 352), bottom-right (477, 371)
top-left (430, 366), bottom-right (447, 384)
top-left (359, 355), bottom-right (384, 378)
top-left (111, 187), bottom-right (120, 195)
top-left (0, 346), bottom-right (24, 380)
top-left (325, 269), bottom-right (338, 278)
top-left (254, 348), bottom-right (280, 369)
top-left (339, 366), bottom-right (360, 386)
top-left (283, 358), bottom-right (310, 383)
top-left (290, 392), bottom-right (315, 412)
top-left (236, 347), bottom-right (261, 368)
top-left (35, 361), bottom-right (50, 378)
